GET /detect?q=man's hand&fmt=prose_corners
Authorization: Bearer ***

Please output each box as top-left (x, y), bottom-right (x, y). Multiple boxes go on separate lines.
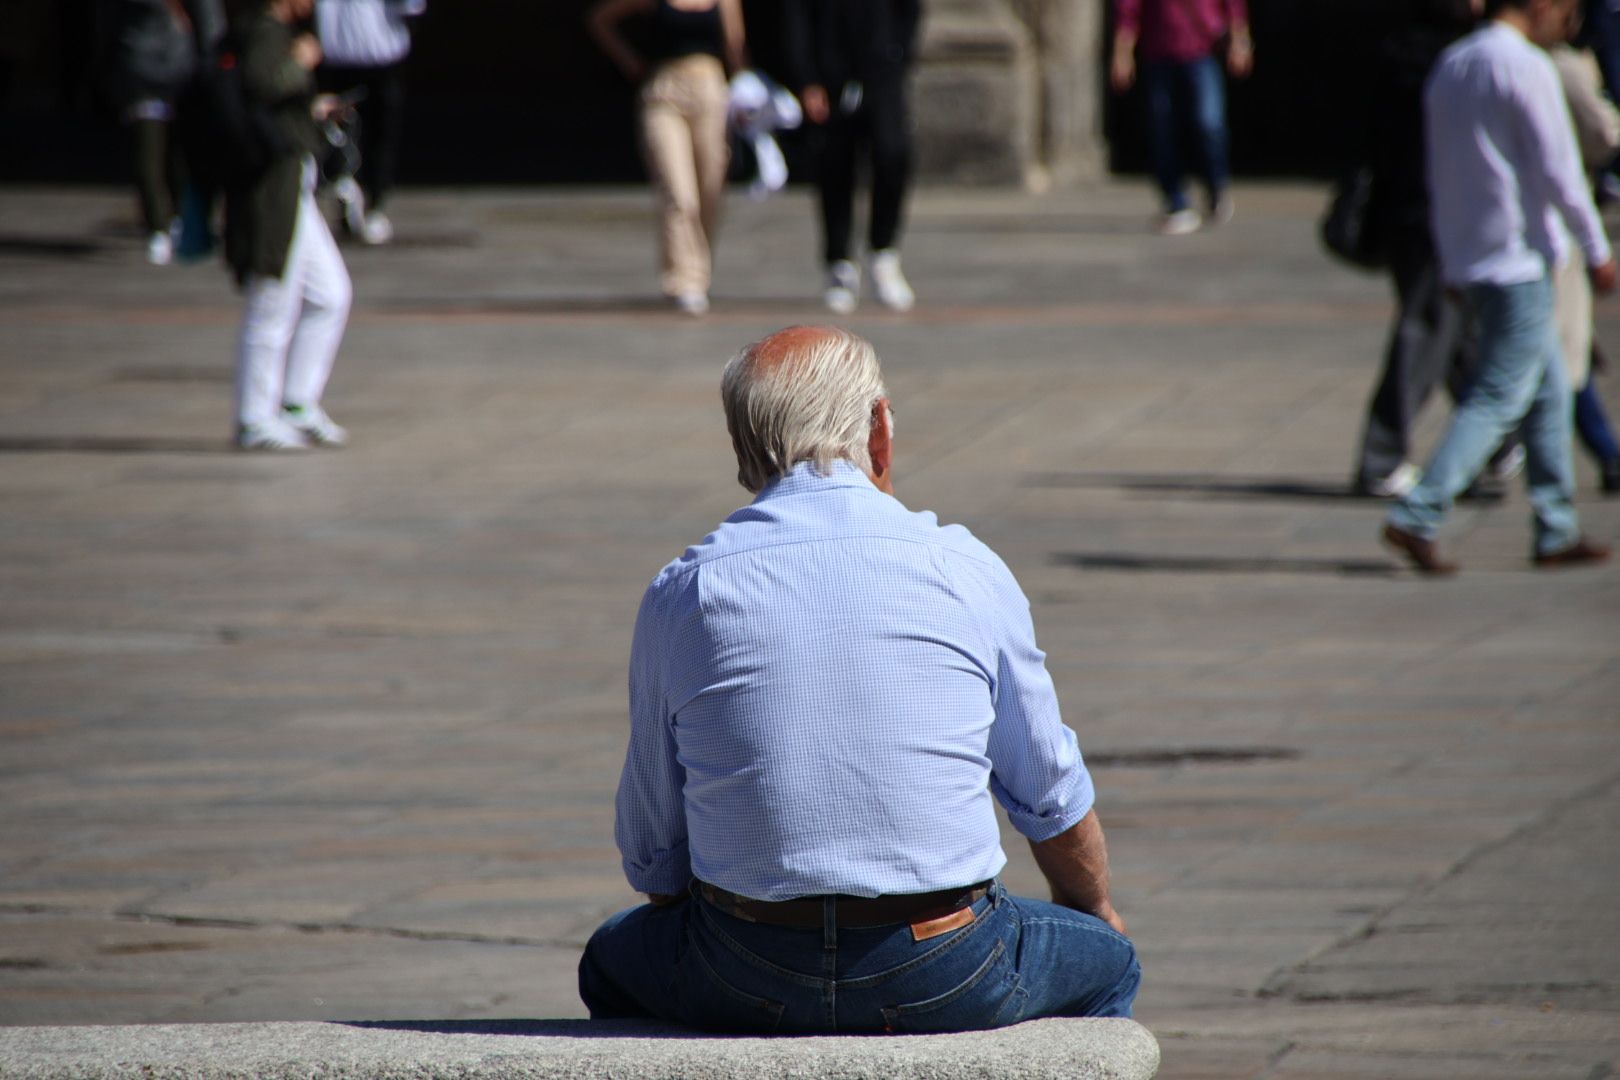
top-left (1028, 809), bottom-right (1127, 935)
top-left (1591, 257), bottom-right (1618, 294)
top-left (1109, 45), bottom-right (1136, 92)
top-left (291, 33), bottom-right (322, 70)
top-left (311, 93), bottom-right (346, 121)
top-left (1226, 29), bottom-right (1254, 78)
top-left (802, 84), bottom-right (830, 124)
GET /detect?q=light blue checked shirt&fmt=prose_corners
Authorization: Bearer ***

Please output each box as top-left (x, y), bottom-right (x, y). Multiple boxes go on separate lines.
top-left (616, 461), bottom-right (1095, 901)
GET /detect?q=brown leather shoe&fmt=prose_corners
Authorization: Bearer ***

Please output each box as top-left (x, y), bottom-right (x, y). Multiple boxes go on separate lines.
top-left (1533, 536), bottom-right (1612, 568)
top-left (1381, 523), bottom-right (1459, 575)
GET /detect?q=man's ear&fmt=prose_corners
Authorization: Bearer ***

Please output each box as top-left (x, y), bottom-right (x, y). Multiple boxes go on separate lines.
top-left (867, 398), bottom-right (894, 493)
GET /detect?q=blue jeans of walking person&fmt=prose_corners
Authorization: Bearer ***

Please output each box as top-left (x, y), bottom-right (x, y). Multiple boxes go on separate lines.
top-left (1143, 55), bottom-right (1229, 213)
top-left (1387, 276), bottom-right (1582, 556)
top-left (578, 880), bottom-right (1140, 1033)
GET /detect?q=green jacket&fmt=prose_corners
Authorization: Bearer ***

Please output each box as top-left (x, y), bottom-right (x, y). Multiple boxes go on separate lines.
top-left (224, 11), bottom-right (322, 284)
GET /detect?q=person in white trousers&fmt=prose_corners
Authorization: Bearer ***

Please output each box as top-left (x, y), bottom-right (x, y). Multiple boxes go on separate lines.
top-left (227, 0), bottom-right (352, 451)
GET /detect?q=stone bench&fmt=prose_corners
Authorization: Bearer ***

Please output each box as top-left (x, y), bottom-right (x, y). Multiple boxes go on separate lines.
top-left (0, 1017), bottom-right (1160, 1080)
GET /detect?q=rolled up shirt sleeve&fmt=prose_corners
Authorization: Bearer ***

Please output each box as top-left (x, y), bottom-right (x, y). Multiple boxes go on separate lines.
top-left (614, 573), bottom-right (693, 895)
top-left (981, 564), bottom-right (1095, 842)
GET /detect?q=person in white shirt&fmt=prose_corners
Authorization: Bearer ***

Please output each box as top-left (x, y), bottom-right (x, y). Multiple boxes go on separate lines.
top-left (1383, 0), bottom-right (1616, 574)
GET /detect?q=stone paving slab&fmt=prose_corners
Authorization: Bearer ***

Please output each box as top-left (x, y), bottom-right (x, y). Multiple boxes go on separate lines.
top-left (1, 181), bottom-right (1618, 1078)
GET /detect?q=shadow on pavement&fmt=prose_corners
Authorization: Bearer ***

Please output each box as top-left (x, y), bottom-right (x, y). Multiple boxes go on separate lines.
top-left (1055, 552), bottom-right (1398, 577)
top-left (0, 436), bottom-right (228, 454)
top-left (0, 235), bottom-right (104, 258)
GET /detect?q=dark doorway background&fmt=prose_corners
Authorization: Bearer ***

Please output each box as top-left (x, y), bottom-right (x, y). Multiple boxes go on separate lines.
top-left (2, 0), bottom-right (1410, 185)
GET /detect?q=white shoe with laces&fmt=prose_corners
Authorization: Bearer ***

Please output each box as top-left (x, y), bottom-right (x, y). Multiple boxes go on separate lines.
top-left (237, 417), bottom-right (310, 451)
top-left (824, 259), bottom-right (860, 314)
top-left (868, 249), bottom-right (915, 312)
top-left (282, 403), bottom-right (348, 447)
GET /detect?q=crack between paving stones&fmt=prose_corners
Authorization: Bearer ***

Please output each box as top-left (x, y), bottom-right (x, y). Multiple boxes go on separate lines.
top-left (100, 907), bottom-right (586, 950)
top-left (1254, 768), bottom-right (1620, 1001)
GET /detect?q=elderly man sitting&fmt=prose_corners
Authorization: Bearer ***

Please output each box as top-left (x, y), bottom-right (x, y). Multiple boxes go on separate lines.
top-left (578, 326), bottom-right (1140, 1034)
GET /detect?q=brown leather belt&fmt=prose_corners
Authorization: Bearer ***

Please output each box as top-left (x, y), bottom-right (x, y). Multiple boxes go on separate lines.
top-left (698, 880), bottom-right (992, 931)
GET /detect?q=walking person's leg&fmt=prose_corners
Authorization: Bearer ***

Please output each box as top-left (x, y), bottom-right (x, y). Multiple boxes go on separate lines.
top-left (1385, 278), bottom-right (1560, 568)
top-left (1185, 54), bottom-right (1230, 216)
top-left (280, 189), bottom-right (353, 445)
top-left (639, 65), bottom-right (708, 309)
top-left (234, 261), bottom-right (307, 449)
top-left (687, 59), bottom-right (731, 301)
top-left (1357, 233), bottom-right (1450, 492)
top-left (1519, 318), bottom-right (1583, 557)
top-left (1142, 61), bottom-right (1190, 220)
top-left (863, 75), bottom-right (916, 311)
top-left (816, 102), bottom-right (861, 310)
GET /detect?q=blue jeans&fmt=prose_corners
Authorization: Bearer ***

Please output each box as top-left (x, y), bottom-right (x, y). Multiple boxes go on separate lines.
top-left (578, 880), bottom-right (1140, 1034)
top-left (1143, 55), bottom-right (1229, 213)
top-left (1388, 276), bottom-right (1581, 555)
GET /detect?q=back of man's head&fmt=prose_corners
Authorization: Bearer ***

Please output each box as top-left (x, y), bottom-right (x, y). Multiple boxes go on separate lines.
top-left (721, 326), bottom-right (887, 493)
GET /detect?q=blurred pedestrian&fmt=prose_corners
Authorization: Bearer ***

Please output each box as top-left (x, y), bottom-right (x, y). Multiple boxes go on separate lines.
top-left (1109, 0), bottom-right (1252, 235)
top-left (1383, 0), bottom-right (1614, 574)
top-left (315, 0), bottom-right (425, 245)
top-left (104, 0), bottom-right (198, 264)
top-left (784, 0), bottom-right (922, 313)
top-left (587, 0), bottom-right (747, 316)
top-left (1550, 8), bottom-right (1620, 491)
top-left (225, 0), bottom-right (353, 451)
top-left (173, 0), bottom-right (227, 259)
top-left (1350, 0), bottom-right (1482, 498)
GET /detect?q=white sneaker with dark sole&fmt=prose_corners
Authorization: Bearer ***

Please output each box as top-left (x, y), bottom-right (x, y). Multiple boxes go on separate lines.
top-left (282, 403), bottom-right (348, 447)
top-left (237, 418), bottom-right (310, 451)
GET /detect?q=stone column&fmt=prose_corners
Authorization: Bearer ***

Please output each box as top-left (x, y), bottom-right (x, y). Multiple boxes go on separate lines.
top-left (911, 0), bottom-right (1039, 185)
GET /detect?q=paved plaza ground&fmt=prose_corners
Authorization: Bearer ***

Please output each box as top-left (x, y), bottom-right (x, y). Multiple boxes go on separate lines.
top-left (1, 180), bottom-right (1617, 1079)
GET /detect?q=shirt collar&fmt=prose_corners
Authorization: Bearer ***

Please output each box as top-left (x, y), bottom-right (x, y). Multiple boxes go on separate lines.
top-left (754, 460), bottom-right (875, 502)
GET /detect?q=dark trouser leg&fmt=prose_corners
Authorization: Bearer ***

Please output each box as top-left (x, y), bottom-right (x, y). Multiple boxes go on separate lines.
top-left (1184, 54), bottom-right (1229, 204)
top-left (1357, 231), bottom-right (1462, 483)
top-left (129, 117), bottom-right (175, 234)
top-left (864, 76), bottom-right (911, 253)
top-left (815, 106), bottom-right (859, 265)
top-left (1142, 61), bottom-right (1187, 212)
top-left (1575, 375), bottom-right (1620, 463)
top-left (358, 62), bottom-right (406, 210)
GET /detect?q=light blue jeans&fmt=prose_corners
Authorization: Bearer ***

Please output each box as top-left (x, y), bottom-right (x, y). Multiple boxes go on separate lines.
top-left (1388, 276), bottom-right (1581, 556)
top-left (578, 880), bottom-right (1140, 1033)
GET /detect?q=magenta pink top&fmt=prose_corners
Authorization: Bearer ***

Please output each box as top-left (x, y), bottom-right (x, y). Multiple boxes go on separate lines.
top-left (1114, 0), bottom-right (1249, 63)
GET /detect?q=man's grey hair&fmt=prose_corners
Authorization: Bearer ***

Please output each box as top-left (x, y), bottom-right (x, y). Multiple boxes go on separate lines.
top-left (721, 327), bottom-right (888, 493)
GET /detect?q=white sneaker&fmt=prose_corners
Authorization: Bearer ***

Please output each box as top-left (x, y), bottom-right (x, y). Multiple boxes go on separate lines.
top-left (673, 291), bottom-right (710, 316)
top-left (237, 417), bottom-right (310, 451)
top-left (282, 403), bottom-right (348, 447)
top-left (1208, 194), bottom-right (1235, 227)
top-left (868, 249), bottom-right (915, 312)
top-left (146, 231), bottom-right (173, 266)
top-left (360, 209), bottom-right (393, 246)
top-left (1369, 461), bottom-right (1421, 499)
top-left (824, 259), bottom-right (860, 314)
top-left (1158, 208), bottom-right (1202, 236)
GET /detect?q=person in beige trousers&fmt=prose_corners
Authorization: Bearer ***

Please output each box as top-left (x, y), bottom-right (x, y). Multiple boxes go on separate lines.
top-left (588, 0), bottom-right (746, 315)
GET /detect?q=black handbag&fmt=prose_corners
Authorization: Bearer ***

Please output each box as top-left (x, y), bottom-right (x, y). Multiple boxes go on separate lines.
top-left (1320, 167), bottom-right (1388, 271)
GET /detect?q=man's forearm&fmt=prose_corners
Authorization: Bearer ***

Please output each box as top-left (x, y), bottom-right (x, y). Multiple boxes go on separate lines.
top-left (1028, 809), bottom-right (1124, 932)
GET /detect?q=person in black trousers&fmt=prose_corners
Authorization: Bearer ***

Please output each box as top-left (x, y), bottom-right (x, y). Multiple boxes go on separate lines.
top-left (784, 0), bottom-right (922, 313)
